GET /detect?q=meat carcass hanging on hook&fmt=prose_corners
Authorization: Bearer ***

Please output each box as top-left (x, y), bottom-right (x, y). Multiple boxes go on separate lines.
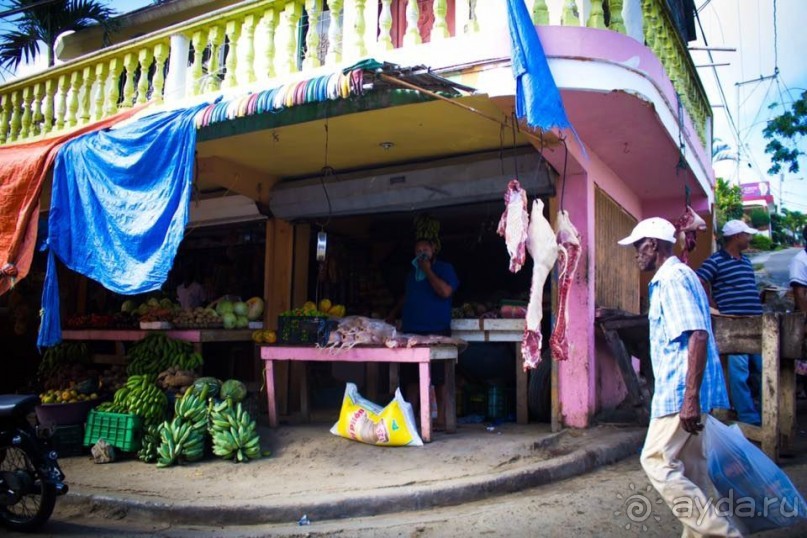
top-left (674, 206), bottom-right (706, 264)
top-left (497, 179), bottom-right (529, 273)
top-left (521, 199), bottom-right (558, 370)
top-left (549, 210), bottom-right (581, 362)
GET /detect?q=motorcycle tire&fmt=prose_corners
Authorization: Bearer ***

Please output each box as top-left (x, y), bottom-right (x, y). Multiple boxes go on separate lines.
top-left (0, 441), bottom-right (57, 533)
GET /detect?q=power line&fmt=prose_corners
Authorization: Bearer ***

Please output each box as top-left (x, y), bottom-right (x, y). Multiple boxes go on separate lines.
top-left (693, 7), bottom-right (742, 149)
top-left (0, 0), bottom-right (63, 19)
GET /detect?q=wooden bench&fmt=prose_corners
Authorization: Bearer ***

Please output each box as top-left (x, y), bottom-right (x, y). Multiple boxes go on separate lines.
top-left (259, 345), bottom-right (458, 443)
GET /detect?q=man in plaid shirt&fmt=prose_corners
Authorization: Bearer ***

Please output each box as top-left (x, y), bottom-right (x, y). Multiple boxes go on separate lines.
top-left (619, 217), bottom-right (739, 537)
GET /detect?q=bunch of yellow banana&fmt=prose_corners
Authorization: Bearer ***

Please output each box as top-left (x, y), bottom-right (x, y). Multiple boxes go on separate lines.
top-left (208, 400), bottom-right (261, 463)
top-left (155, 417), bottom-right (205, 468)
top-left (414, 214), bottom-right (441, 253)
top-left (137, 423), bottom-right (161, 463)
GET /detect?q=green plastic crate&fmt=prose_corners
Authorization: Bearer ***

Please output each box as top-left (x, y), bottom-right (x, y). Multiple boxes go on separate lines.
top-left (83, 410), bottom-right (143, 452)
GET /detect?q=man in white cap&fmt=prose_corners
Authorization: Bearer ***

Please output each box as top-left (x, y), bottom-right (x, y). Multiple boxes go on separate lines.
top-left (618, 217), bottom-right (738, 537)
top-left (696, 219), bottom-right (763, 425)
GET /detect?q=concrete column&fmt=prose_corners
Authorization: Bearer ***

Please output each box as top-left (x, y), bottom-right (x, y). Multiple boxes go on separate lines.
top-left (164, 34), bottom-right (190, 103)
top-left (556, 170), bottom-right (597, 428)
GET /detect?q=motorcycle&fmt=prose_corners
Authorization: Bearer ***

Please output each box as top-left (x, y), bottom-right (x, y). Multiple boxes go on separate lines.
top-left (0, 394), bottom-right (68, 532)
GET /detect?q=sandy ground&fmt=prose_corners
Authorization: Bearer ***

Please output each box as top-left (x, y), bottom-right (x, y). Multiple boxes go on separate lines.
top-left (58, 419), bottom-right (633, 508)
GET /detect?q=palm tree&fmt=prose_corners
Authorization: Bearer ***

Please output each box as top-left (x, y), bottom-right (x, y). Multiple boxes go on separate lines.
top-left (0, 0), bottom-right (117, 71)
top-left (712, 138), bottom-right (738, 163)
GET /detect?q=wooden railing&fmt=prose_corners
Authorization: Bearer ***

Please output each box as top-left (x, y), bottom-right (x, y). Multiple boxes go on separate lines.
top-left (0, 0), bottom-right (709, 146)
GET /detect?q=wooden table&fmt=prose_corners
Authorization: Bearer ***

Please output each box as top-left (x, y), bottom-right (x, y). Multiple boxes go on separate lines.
top-left (259, 345), bottom-right (458, 443)
top-left (450, 319), bottom-right (529, 424)
top-left (712, 313), bottom-right (804, 461)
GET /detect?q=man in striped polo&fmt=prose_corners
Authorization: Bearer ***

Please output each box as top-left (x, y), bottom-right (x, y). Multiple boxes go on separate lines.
top-left (696, 219), bottom-right (763, 425)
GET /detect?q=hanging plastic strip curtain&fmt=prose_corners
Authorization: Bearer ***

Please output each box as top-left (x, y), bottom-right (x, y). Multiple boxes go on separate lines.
top-left (195, 69), bottom-right (365, 128)
top-left (38, 104), bottom-right (207, 348)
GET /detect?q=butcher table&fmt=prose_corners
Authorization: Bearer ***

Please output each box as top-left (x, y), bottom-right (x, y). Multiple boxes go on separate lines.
top-left (259, 345), bottom-right (458, 443)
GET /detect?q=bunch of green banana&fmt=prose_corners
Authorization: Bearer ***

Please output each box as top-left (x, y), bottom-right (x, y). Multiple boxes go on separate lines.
top-left (414, 214), bottom-right (441, 253)
top-left (209, 400), bottom-right (261, 463)
top-left (95, 401), bottom-right (127, 413)
top-left (138, 422), bottom-right (161, 463)
top-left (127, 334), bottom-right (203, 376)
top-left (37, 342), bottom-right (90, 381)
top-left (102, 374), bottom-right (167, 424)
top-left (174, 388), bottom-right (209, 433)
top-left (156, 417), bottom-right (205, 468)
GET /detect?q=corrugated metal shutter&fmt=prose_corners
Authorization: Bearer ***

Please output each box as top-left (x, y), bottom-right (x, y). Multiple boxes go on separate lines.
top-left (595, 187), bottom-right (640, 313)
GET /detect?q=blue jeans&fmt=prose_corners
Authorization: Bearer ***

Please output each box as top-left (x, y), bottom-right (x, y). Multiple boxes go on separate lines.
top-left (728, 353), bottom-right (762, 425)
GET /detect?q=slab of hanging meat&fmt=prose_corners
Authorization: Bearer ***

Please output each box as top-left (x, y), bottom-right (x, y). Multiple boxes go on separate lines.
top-left (522, 199), bottom-right (558, 371)
top-left (674, 206), bottom-right (706, 264)
top-left (549, 210), bottom-right (582, 362)
top-left (497, 179), bottom-right (529, 273)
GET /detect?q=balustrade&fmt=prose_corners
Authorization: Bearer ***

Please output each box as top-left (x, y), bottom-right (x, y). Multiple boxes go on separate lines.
top-left (0, 0), bottom-right (707, 146)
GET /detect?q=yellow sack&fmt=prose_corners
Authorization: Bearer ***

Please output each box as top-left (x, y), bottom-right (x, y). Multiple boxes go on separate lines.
top-left (330, 383), bottom-right (423, 447)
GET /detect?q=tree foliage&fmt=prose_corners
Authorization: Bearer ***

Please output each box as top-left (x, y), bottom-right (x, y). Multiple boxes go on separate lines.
top-left (0, 0), bottom-right (118, 71)
top-left (749, 208), bottom-right (771, 229)
top-left (779, 208), bottom-right (807, 245)
top-left (764, 90), bottom-right (807, 174)
top-left (714, 177), bottom-right (743, 229)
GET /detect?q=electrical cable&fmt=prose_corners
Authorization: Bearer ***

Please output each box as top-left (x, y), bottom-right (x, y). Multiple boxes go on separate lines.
top-left (693, 7), bottom-right (742, 149)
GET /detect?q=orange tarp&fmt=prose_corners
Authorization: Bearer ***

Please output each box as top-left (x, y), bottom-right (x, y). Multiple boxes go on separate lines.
top-left (0, 106), bottom-right (145, 296)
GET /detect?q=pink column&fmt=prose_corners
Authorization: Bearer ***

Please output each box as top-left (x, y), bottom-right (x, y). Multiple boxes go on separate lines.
top-left (556, 171), bottom-right (596, 428)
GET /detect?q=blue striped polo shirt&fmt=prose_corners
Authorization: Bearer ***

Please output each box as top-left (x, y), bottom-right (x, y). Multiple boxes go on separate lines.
top-left (695, 250), bottom-right (762, 315)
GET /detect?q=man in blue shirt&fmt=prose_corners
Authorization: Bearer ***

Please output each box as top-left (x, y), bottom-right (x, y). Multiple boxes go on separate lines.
top-left (696, 219), bottom-right (763, 425)
top-left (618, 217), bottom-right (738, 537)
top-left (388, 238), bottom-right (459, 425)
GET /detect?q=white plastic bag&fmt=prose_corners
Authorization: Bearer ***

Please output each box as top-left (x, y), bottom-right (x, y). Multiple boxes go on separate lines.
top-left (704, 415), bottom-right (807, 534)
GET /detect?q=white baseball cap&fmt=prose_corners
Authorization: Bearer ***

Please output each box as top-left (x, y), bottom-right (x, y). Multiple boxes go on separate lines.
top-left (722, 219), bottom-right (758, 237)
top-left (617, 217), bottom-right (677, 246)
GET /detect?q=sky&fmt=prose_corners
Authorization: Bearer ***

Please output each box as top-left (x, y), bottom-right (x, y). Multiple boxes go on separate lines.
top-left (689, 0), bottom-right (807, 213)
top-left (1, 0), bottom-right (805, 212)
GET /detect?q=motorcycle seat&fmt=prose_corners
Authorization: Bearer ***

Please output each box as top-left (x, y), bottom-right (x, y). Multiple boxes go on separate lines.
top-left (0, 394), bottom-right (40, 418)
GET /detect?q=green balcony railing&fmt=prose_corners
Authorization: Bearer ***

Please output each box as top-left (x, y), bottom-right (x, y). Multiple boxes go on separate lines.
top-left (0, 0), bottom-right (709, 146)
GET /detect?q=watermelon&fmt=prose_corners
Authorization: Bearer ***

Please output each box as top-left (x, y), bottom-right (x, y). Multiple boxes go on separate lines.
top-left (220, 379), bottom-right (247, 402)
top-left (190, 377), bottom-right (221, 398)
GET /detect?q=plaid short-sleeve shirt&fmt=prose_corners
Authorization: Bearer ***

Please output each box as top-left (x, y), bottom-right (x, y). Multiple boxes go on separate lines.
top-left (648, 257), bottom-right (729, 419)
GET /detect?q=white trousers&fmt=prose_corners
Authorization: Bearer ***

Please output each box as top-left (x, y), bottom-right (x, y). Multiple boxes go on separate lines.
top-left (641, 414), bottom-right (743, 537)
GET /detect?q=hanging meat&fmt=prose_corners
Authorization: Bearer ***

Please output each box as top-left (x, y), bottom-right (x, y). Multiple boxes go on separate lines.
top-left (497, 179), bottom-right (529, 273)
top-left (674, 206), bottom-right (706, 264)
top-left (522, 199), bottom-right (558, 371)
top-left (549, 210), bottom-right (582, 362)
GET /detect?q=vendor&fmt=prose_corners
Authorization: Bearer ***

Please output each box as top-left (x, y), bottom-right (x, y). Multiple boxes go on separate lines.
top-left (176, 268), bottom-right (206, 309)
top-left (387, 238), bottom-right (459, 427)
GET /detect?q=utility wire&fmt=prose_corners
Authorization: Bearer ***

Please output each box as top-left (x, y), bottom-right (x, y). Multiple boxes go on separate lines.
top-left (693, 7), bottom-right (742, 149)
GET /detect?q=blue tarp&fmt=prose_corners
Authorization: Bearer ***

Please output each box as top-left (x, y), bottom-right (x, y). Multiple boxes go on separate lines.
top-left (38, 105), bottom-right (205, 347)
top-left (506, 0), bottom-right (574, 132)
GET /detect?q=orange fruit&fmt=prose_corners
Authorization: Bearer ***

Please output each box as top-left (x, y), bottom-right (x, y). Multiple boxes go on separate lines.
top-left (265, 330), bottom-right (277, 344)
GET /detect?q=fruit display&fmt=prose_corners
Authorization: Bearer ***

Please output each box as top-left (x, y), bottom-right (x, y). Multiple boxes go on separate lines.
top-left (97, 374), bottom-right (168, 427)
top-left (138, 422), bottom-right (162, 463)
top-left (64, 312), bottom-right (138, 329)
top-left (126, 333), bottom-right (203, 376)
top-left (156, 416), bottom-right (205, 467)
top-left (171, 306), bottom-right (222, 329)
top-left (37, 342), bottom-right (90, 384)
top-left (415, 214), bottom-right (441, 253)
top-left (98, 364), bottom-right (128, 394)
top-left (135, 297), bottom-right (179, 320)
top-left (219, 379), bottom-right (247, 402)
top-left (39, 388), bottom-right (100, 404)
top-left (209, 399), bottom-right (262, 463)
top-left (251, 329), bottom-right (277, 344)
top-left (155, 387), bottom-right (210, 467)
top-left (280, 298), bottom-right (346, 319)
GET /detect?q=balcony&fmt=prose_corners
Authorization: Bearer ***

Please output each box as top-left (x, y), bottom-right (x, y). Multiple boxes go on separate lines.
top-left (0, 0), bottom-right (710, 149)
